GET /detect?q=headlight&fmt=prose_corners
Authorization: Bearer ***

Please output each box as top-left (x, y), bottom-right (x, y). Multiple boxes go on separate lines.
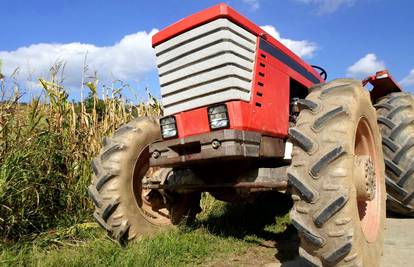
top-left (160, 116), bottom-right (178, 139)
top-left (208, 104), bottom-right (229, 130)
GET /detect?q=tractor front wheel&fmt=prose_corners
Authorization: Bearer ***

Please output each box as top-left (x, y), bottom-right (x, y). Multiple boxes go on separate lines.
top-left (88, 117), bottom-right (200, 244)
top-left (288, 79), bottom-right (385, 266)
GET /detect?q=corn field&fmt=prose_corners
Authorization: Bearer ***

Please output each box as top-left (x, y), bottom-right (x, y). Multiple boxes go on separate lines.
top-left (0, 63), bottom-right (162, 242)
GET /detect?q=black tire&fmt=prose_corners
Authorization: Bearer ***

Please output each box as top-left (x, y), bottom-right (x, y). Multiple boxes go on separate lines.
top-left (375, 92), bottom-right (414, 216)
top-left (288, 79), bottom-right (386, 266)
top-left (88, 117), bottom-right (172, 244)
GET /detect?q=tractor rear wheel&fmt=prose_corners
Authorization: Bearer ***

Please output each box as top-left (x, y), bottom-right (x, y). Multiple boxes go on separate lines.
top-left (88, 117), bottom-right (200, 244)
top-left (288, 79), bottom-right (385, 266)
top-left (375, 92), bottom-right (414, 216)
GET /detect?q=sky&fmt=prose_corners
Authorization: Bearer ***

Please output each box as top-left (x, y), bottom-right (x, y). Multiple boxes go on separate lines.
top-left (1, 0), bottom-right (414, 101)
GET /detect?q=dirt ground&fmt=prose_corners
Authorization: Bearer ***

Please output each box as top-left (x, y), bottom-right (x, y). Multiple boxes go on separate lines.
top-left (204, 217), bottom-right (414, 267)
top-left (380, 217), bottom-right (414, 267)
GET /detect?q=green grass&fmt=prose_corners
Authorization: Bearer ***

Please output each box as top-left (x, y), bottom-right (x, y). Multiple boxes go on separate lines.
top-left (0, 69), bottom-right (161, 241)
top-left (1, 193), bottom-right (294, 267)
top-left (0, 229), bottom-right (248, 267)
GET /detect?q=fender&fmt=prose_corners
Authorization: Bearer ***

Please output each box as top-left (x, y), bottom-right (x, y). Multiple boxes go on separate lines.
top-left (363, 70), bottom-right (402, 102)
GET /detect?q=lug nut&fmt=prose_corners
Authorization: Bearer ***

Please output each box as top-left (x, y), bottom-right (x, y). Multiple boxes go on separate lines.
top-left (152, 150), bottom-right (160, 159)
top-left (212, 140), bottom-right (221, 149)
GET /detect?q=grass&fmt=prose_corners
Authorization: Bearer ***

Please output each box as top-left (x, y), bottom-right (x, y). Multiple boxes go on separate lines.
top-left (0, 193), bottom-right (294, 266)
top-left (0, 63), bottom-right (161, 241)
top-left (0, 229), bottom-right (248, 267)
top-left (0, 64), bottom-right (295, 266)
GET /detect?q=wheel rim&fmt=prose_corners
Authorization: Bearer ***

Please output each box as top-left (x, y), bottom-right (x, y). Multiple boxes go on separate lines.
top-left (354, 117), bottom-right (382, 242)
top-left (132, 147), bottom-right (171, 226)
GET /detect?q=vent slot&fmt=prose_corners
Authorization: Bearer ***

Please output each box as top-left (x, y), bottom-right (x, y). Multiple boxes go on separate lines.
top-left (155, 18), bottom-right (257, 115)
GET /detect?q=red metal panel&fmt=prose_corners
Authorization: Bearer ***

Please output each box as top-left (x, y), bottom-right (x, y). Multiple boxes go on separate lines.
top-left (363, 70), bottom-right (402, 102)
top-left (226, 101), bottom-right (252, 131)
top-left (174, 101), bottom-right (252, 138)
top-left (255, 47), bottom-right (314, 90)
top-left (249, 49), bottom-right (291, 138)
top-left (175, 107), bottom-right (210, 138)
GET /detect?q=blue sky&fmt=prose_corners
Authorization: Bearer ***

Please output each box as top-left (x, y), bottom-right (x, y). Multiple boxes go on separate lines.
top-left (1, 0), bottom-right (414, 101)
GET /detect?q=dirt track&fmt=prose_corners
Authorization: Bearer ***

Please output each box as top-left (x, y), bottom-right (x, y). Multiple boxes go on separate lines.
top-left (380, 217), bottom-right (414, 266)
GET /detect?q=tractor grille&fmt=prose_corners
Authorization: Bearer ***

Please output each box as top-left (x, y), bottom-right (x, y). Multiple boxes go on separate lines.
top-left (155, 18), bottom-right (257, 115)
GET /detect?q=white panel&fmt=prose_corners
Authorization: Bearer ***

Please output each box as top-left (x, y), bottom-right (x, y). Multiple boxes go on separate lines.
top-left (154, 18), bottom-right (257, 116)
top-left (284, 141), bottom-right (293, 160)
top-left (158, 42), bottom-right (254, 76)
top-left (155, 18), bottom-right (256, 55)
top-left (161, 65), bottom-right (252, 96)
top-left (162, 76), bottom-right (251, 106)
top-left (159, 53), bottom-right (253, 85)
top-left (164, 88), bottom-right (251, 115)
top-left (156, 30), bottom-right (255, 67)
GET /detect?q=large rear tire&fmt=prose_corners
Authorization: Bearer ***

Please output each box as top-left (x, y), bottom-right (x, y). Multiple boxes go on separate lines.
top-left (88, 117), bottom-right (200, 244)
top-left (288, 79), bottom-right (386, 266)
top-left (375, 92), bottom-right (414, 216)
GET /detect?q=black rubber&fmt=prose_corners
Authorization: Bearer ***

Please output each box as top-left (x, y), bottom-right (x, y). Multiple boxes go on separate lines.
top-left (319, 83), bottom-right (351, 97)
top-left (375, 92), bottom-right (414, 216)
top-left (382, 137), bottom-right (398, 152)
top-left (289, 128), bottom-right (315, 152)
top-left (323, 242), bottom-right (352, 265)
top-left (377, 116), bottom-right (396, 129)
top-left (313, 106), bottom-right (347, 131)
top-left (398, 166), bottom-right (414, 186)
top-left (313, 194), bottom-right (348, 227)
top-left (310, 146), bottom-right (346, 178)
top-left (96, 172), bottom-right (117, 191)
top-left (291, 217), bottom-right (325, 247)
top-left (287, 172), bottom-right (317, 202)
top-left (298, 99), bottom-right (319, 112)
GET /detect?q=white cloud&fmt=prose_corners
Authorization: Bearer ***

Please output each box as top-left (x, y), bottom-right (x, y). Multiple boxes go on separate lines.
top-left (346, 53), bottom-right (385, 78)
top-left (401, 69), bottom-right (414, 87)
top-left (241, 0), bottom-right (260, 10)
top-left (0, 29), bottom-right (158, 89)
top-left (260, 25), bottom-right (318, 58)
top-left (294, 0), bottom-right (356, 14)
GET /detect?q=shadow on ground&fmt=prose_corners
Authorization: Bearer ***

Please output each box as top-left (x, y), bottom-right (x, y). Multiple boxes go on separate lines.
top-left (188, 192), bottom-right (300, 263)
top-left (386, 209), bottom-right (413, 219)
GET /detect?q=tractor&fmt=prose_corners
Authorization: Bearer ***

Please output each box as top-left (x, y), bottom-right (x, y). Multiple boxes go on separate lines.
top-left (88, 3), bottom-right (414, 266)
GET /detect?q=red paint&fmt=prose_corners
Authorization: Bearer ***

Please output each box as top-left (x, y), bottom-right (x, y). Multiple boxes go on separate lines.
top-left (249, 47), bottom-right (291, 137)
top-left (174, 108), bottom-right (210, 138)
top-left (363, 70), bottom-right (402, 91)
top-left (363, 70), bottom-right (402, 102)
top-left (152, 3), bottom-right (322, 83)
top-left (154, 3), bottom-right (325, 139)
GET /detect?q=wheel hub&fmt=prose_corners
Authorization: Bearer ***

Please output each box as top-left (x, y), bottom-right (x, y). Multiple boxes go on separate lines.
top-left (354, 155), bottom-right (376, 201)
top-left (138, 168), bottom-right (172, 225)
top-left (354, 117), bottom-right (382, 243)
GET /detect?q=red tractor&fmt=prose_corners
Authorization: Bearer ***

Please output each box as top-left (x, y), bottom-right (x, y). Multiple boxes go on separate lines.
top-left (89, 3), bottom-right (414, 266)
